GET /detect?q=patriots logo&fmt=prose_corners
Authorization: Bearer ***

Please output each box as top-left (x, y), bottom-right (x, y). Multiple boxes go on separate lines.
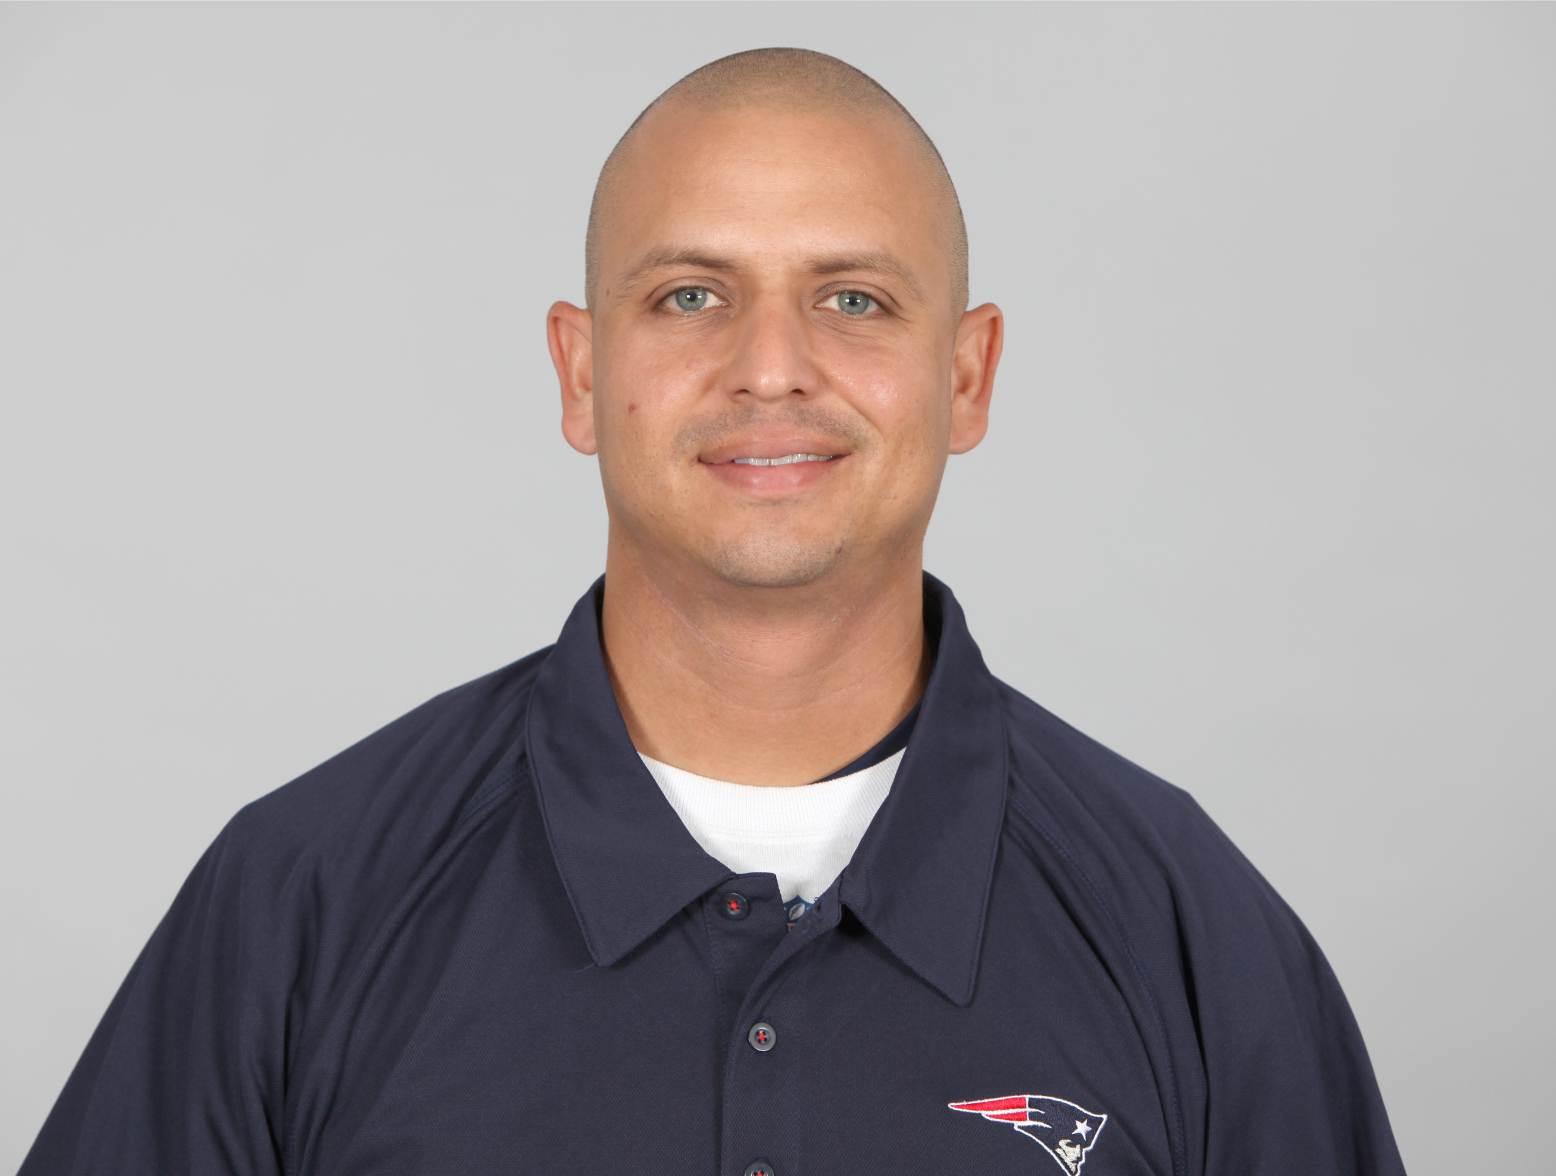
top-left (947, 1093), bottom-right (1109, 1174)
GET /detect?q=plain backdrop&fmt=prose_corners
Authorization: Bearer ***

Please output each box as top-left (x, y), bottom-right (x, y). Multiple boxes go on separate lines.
top-left (3, 4), bottom-right (1552, 1172)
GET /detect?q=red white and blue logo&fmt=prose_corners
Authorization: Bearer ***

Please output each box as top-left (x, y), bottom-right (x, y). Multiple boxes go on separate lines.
top-left (947, 1093), bottom-right (1109, 1173)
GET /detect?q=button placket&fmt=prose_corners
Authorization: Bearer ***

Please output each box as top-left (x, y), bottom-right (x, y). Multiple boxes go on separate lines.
top-left (720, 888), bottom-right (842, 1176)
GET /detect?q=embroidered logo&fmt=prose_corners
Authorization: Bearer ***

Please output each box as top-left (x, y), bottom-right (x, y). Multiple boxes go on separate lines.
top-left (947, 1093), bottom-right (1109, 1174)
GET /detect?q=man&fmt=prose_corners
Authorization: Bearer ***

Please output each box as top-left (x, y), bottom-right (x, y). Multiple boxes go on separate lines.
top-left (20, 47), bottom-right (1407, 1176)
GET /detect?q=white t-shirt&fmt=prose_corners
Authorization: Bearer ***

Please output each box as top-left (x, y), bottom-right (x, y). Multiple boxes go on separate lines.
top-left (637, 747), bottom-right (904, 908)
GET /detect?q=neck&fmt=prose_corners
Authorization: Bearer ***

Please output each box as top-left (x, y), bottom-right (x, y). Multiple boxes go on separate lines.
top-left (598, 546), bottom-right (931, 787)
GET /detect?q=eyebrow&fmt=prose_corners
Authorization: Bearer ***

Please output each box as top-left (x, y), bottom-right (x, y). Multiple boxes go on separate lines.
top-left (613, 245), bottom-right (927, 305)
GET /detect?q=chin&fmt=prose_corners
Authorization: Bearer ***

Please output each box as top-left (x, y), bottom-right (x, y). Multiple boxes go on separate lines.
top-left (699, 537), bottom-right (847, 590)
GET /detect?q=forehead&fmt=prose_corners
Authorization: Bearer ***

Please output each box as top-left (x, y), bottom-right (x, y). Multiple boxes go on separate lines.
top-left (601, 104), bottom-right (944, 301)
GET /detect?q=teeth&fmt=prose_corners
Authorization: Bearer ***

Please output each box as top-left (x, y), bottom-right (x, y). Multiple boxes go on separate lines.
top-left (730, 453), bottom-right (835, 466)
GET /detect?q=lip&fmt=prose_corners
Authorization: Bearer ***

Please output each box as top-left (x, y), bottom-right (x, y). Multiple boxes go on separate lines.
top-left (699, 452), bottom-right (850, 497)
top-left (699, 434), bottom-right (851, 464)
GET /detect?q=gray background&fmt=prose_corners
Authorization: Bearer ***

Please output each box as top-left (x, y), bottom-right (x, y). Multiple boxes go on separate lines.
top-left (3, 4), bottom-right (1551, 1172)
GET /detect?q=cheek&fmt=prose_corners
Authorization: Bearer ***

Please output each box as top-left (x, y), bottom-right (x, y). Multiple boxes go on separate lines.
top-left (838, 338), bottom-right (938, 411)
top-left (596, 397), bottom-right (685, 504)
top-left (850, 370), bottom-right (947, 460)
top-left (603, 337), bottom-right (704, 431)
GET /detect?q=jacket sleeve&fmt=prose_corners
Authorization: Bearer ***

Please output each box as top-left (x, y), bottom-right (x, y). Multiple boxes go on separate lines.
top-left (1167, 787), bottom-right (1409, 1175)
top-left (18, 802), bottom-right (295, 1175)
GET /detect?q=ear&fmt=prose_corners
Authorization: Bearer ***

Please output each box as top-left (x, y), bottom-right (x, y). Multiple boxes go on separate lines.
top-left (547, 300), bottom-right (597, 455)
top-left (947, 302), bottom-right (1003, 455)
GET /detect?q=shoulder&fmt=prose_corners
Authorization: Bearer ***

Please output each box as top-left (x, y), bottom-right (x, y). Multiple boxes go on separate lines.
top-left (991, 674), bottom-right (1307, 948)
top-left (166, 645), bottom-right (562, 1028)
top-left (994, 675), bottom-right (1213, 869)
top-left (219, 643), bottom-right (556, 894)
top-left (985, 687), bottom-right (1407, 1169)
top-left (992, 674), bottom-right (1324, 973)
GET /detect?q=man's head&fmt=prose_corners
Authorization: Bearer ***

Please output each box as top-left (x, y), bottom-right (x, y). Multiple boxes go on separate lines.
top-left (548, 47), bottom-right (1002, 592)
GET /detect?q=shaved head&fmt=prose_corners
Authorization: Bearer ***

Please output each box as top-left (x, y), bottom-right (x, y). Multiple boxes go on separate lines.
top-left (547, 44), bottom-right (1003, 605)
top-left (584, 47), bottom-right (969, 321)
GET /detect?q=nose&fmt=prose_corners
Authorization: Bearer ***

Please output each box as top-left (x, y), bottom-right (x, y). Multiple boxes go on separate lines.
top-left (721, 292), bottom-right (825, 403)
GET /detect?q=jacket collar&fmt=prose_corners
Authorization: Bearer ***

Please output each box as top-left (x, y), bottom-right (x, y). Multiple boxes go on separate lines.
top-left (524, 569), bottom-right (1009, 1007)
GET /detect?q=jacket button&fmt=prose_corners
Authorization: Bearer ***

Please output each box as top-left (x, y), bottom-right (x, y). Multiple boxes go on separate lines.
top-left (718, 891), bottom-right (750, 919)
top-left (742, 1161), bottom-right (775, 1176)
top-left (747, 1021), bottom-right (776, 1052)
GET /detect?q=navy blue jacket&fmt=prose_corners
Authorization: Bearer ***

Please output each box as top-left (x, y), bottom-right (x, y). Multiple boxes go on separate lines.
top-left (19, 571), bottom-right (1408, 1175)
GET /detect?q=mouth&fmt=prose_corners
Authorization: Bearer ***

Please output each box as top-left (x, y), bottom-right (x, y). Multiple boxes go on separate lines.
top-left (698, 451), bottom-right (850, 497)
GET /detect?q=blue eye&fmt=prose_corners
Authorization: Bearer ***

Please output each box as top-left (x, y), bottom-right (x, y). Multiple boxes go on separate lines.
top-left (656, 286), bottom-right (884, 317)
top-left (829, 290), bottom-right (879, 317)
top-left (664, 286), bottom-right (721, 314)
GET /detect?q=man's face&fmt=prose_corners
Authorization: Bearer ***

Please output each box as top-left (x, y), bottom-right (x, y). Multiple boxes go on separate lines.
top-left (550, 102), bottom-right (999, 591)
